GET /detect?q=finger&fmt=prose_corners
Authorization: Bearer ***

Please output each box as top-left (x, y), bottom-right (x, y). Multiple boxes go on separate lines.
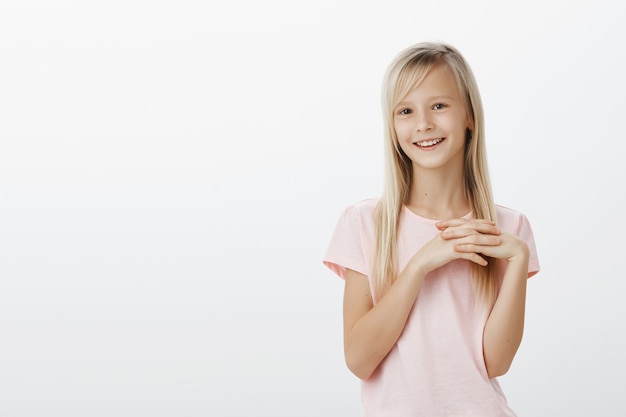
top-left (461, 252), bottom-right (488, 266)
top-left (440, 225), bottom-right (501, 240)
top-left (436, 218), bottom-right (496, 230)
top-left (454, 233), bottom-right (501, 248)
top-left (435, 218), bottom-right (467, 229)
top-left (454, 240), bottom-right (501, 256)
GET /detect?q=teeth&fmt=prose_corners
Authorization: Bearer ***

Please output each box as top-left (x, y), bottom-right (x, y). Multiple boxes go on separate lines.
top-left (416, 138), bottom-right (443, 147)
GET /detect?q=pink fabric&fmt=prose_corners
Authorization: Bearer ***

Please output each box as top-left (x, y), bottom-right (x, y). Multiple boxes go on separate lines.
top-left (323, 198), bottom-right (540, 417)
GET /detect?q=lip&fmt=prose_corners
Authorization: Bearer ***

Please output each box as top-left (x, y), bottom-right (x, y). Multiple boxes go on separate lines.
top-left (413, 137), bottom-right (445, 150)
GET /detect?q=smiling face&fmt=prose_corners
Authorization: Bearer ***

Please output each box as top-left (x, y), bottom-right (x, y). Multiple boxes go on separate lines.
top-left (393, 65), bottom-right (472, 173)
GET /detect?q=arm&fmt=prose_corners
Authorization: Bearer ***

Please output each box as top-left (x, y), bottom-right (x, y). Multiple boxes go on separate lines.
top-left (482, 243), bottom-right (529, 378)
top-left (342, 263), bottom-right (425, 380)
top-left (441, 222), bottom-right (530, 379)
top-left (343, 220), bottom-right (501, 380)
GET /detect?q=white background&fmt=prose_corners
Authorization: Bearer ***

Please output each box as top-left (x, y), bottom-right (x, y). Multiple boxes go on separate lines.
top-left (1, 0), bottom-right (625, 416)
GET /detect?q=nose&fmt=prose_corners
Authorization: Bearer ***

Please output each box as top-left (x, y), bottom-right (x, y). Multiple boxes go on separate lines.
top-left (414, 110), bottom-right (434, 132)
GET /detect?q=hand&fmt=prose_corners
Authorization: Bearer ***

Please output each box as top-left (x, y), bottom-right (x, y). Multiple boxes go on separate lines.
top-left (411, 218), bottom-right (502, 274)
top-left (437, 218), bottom-right (529, 264)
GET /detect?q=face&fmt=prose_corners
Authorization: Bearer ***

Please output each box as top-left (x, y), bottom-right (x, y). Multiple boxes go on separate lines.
top-left (393, 65), bottom-right (471, 173)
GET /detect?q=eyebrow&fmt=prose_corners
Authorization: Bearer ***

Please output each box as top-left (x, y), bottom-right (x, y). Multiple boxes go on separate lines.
top-left (395, 95), bottom-right (458, 108)
top-left (426, 95), bottom-right (457, 101)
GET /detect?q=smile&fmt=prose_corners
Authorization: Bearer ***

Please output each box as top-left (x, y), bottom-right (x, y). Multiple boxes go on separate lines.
top-left (414, 138), bottom-right (444, 147)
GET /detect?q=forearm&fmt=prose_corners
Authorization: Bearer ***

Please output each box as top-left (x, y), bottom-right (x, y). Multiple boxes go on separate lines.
top-left (482, 254), bottom-right (529, 378)
top-left (345, 264), bottom-right (425, 379)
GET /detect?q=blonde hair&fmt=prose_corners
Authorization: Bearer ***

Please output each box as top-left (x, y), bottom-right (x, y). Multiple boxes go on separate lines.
top-left (372, 42), bottom-right (498, 304)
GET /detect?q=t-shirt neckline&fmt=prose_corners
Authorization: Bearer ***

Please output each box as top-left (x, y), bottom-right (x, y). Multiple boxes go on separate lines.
top-left (402, 205), bottom-right (473, 224)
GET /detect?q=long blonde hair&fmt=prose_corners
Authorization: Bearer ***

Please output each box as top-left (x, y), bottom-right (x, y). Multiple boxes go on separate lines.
top-left (372, 42), bottom-right (498, 304)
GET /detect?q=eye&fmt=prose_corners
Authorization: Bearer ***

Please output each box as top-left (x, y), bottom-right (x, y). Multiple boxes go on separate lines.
top-left (397, 108), bottom-right (412, 115)
top-left (433, 103), bottom-right (447, 110)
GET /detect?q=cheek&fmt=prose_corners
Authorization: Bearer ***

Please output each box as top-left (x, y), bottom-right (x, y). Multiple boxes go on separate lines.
top-left (396, 130), bottom-right (414, 154)
top-left (394, 121), bottom-right (411, 140)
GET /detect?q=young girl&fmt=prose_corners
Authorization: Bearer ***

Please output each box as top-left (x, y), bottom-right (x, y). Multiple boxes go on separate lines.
top-left (323, 42), bottom-right (540, 416)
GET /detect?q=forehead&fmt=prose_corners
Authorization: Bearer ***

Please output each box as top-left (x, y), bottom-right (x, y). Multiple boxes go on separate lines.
top-left (405, 65), bottom-right (461, 100)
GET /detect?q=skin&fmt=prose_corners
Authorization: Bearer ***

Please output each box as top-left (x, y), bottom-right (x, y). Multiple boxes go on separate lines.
top-left (343, 65), bottom-right (530, 380)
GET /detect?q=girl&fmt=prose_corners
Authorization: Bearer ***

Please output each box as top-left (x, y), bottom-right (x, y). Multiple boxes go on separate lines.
top-left (323, 42), bottom-right (540, 416)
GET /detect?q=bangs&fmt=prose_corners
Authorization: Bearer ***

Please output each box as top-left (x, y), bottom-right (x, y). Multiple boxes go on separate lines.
top-left (391, 54), bottom-right (449, 109)
top-left (392, 60), bottom-right (434, 109)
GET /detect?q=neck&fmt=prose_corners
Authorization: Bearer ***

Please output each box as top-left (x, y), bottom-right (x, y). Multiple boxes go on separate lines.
top-left (406, 164), bottom-right (470, 220)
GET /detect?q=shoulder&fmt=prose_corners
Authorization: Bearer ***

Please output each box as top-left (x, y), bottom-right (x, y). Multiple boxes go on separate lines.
top-left (495, 204), bottom-right (523, 221)
top-left (495, 204), bottom-right (540, 276)
top-left (494, 204), bottom-right (534, 234)
top-left (334, 197), bottom-right (379, 235)
top-left (346, 197), bottom-right (380, 217)
top-left (324, 198), bottom-right (379, 278)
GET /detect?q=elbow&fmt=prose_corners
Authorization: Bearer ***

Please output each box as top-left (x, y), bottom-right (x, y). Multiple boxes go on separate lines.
top-left (345, 357), bottom-right (374, 380)
top-left (483, 333), bottom-right (523, 379)
top-left (485, 357), bottom-right (513, 379)
top-left (345, 351), bottom-right (377, 380)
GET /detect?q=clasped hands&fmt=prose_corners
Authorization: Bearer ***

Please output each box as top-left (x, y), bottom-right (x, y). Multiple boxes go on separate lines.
top-left (436, 218), bottom-right (528, 266)
top-left (413, 218), bottom-right (529, 274)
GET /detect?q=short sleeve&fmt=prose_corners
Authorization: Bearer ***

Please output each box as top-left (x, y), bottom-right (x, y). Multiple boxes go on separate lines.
top-left (516, 213), bottom-right (540, 278)
top-left (322, 204), bottom-right (372, 280)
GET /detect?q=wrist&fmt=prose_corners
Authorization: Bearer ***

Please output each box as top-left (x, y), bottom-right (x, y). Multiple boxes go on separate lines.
top-left (507, 246), bottom-right (529, 265)
top-left (405, 258), bottom-right (429, 284)
top-left (506, 238), bottom-right (529, 264)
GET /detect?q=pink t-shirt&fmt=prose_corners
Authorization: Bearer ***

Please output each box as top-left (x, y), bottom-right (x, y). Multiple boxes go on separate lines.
top-left (323, 198), bottom-right (540, 417)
